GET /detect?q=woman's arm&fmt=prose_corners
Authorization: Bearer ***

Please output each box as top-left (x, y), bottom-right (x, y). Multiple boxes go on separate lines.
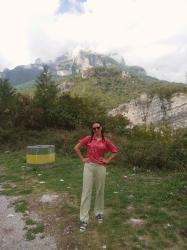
top-left (103, 138), bottom-right (118, 164)
top-left (102, 152), bottom-right (117, 164)
top-left (74, 143), bottom-right (88, 163)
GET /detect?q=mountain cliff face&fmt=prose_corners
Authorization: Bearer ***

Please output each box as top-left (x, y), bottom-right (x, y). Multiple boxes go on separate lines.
top-left (109, 93), bottom-right (187, 129)
top-left (54, 50), bottom-right (126, 76)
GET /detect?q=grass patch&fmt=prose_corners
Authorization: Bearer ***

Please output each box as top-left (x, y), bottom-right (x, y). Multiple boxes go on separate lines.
top-left (25, 218), bottom-right (36, 225)
top-left (67, 206), bottom-right (79, 215)
top-left (14, 199), bottom-right (28, 213)
top-left (0, 188), bottom-right (32, 196)
top-left (26, 223), bottom-right (45, 241)
top-left (0, 151), bottom-right (187, 249)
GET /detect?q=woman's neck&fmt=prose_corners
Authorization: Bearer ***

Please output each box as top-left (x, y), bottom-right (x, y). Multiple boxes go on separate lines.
top-left (94, 134), bottom-right (102, 139)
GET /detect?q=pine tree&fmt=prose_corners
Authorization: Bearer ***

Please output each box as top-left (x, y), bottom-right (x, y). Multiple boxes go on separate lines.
top-left (0, 78), bottom-right (17, 127)
top-left (33, 65), bottom-right (58, 127)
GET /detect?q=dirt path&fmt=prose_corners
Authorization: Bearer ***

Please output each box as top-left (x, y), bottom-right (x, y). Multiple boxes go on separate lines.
top-left (0, 196), bottom-right (57, 250)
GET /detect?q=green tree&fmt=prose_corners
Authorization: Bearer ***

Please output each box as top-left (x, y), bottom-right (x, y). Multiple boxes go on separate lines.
top-left (14, 94), bottom-right (42, 129)
top-left (33, 65), bottom-right (58, 127)
top-left (0, 78), bottom-right (18, 127)
top-left (56, 94), bottom-right (106, 129)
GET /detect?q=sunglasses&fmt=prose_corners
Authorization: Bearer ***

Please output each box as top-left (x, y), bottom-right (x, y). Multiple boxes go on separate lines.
top-left (92, 126), bottom-right (101, 131)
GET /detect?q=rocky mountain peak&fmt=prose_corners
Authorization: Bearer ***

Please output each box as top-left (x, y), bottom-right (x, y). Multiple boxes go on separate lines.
top-left (54, 50), bottom-right (126, 77)
top-left (1, 50), bottom-right (146, 85)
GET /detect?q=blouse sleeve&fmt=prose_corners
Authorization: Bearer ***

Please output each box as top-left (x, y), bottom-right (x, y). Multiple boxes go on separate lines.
top-left (106, 139), bottom-right (118, 153)
top-left (79, 136), bottom-right (91, 146)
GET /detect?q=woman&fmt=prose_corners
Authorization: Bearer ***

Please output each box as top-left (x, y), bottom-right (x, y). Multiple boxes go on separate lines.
top-left (74, 122), bottom-right (118, 232)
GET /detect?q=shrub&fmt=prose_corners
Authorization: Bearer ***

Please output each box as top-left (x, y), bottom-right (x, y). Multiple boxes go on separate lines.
top-left (104, 115), bottom-right (130, 135)
top-left (117, 126), bottom-right (187, 170)
top-left (55, 94), bottom-right (107, 130)
top-left (169, 128), bottom-right (187, 169)
top-left (148, 85), bottom-right (187, 100)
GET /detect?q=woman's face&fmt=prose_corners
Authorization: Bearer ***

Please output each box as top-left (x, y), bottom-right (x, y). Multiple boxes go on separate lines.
top-left (92, 123), bottom-right (102, 135)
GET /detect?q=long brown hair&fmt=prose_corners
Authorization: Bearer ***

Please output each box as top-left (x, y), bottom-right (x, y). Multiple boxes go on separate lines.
top-left (89, 122), bottom-right (105, 142)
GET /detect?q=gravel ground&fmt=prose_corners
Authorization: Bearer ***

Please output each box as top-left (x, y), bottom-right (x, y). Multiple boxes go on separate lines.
top-left (0, 196), bottom-right (57, 250)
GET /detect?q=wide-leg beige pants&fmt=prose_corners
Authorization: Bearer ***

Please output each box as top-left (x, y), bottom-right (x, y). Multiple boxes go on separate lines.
top-left (80, 162), bottom-right (106, 223)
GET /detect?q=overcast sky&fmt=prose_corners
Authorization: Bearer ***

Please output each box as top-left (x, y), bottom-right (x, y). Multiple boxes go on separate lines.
top-left (0, 0), bottom-right (187, 83)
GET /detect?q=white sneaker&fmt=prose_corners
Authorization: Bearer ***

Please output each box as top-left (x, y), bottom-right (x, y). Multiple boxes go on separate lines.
top-left (80, 221), bottom-right (88, 232)
top-left (96, 214), bottom-right (103, 224)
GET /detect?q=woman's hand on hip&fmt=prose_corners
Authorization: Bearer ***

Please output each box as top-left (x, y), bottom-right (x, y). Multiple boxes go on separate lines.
top-left (102, 158), bottom-right (110, 164)
top-left (82, 158), bottom-right (89, 163)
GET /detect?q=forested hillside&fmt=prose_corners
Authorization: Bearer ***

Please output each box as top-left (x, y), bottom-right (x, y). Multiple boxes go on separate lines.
top-left (0, 66), bottom-right (187, 170)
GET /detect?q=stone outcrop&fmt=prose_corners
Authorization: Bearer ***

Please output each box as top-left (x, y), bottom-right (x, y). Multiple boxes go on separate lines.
top-left (109, 93), bottom-right (187, 129)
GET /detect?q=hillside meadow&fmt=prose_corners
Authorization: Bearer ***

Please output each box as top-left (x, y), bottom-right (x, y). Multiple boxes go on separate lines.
top-left (0, 144), bottom-right (187, 249)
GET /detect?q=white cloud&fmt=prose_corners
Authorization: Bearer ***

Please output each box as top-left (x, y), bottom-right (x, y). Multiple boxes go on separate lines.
top-left (0, 0), bottom-right (187, 83)
top-left (0, 0), bottom-right (59, 67)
